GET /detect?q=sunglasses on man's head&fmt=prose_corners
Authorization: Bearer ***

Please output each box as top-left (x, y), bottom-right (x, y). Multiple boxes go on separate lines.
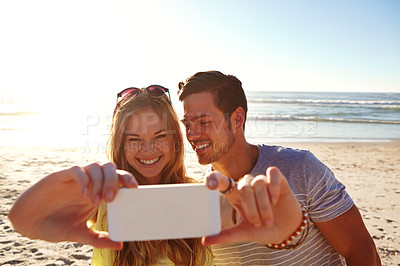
top-left (116, 85), bottom-right (171, 104)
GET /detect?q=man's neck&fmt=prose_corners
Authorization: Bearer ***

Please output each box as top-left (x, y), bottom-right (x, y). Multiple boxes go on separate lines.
top-left (211, 140), bottom-right (258, 181)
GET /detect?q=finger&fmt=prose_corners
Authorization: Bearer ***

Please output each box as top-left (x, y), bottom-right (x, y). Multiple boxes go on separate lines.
top-left (266, 167), bottom-right (283, 205)
top-left (116, 169), bottom-right (138, 188)
top-left (71, 228), bottom-right (123, 250)
top-left (252, 176), bottom-right (273, 227)
top-left (205, 171), bottom-right (235, 193)
top-left (101, 163), bottom-right (119, 202)
top-left (83, 163), bottom-right (104, 205)
top-left (58, 166), bottom-right (90, 197)
top-left (86, 230), bottom-right (123, 250)
top-left (202, 224), bottom-right (253, 246)
top-left (237, 175), bottom-right (262, 227)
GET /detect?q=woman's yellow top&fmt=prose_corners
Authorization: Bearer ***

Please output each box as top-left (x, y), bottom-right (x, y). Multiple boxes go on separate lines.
top-left (90, 203), bottom-right (213, 266)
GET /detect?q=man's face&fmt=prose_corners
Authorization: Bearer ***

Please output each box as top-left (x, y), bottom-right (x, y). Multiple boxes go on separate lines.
top-left (181, 92), bottom-right (235, 165)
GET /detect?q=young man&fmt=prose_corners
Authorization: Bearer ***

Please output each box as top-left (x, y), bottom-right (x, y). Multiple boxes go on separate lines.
top-left (178, 71), bottom-right (381, 265)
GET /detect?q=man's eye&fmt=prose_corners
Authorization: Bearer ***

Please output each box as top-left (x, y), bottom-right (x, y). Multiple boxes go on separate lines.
top-left (200, 121), bottom-right (211, 125)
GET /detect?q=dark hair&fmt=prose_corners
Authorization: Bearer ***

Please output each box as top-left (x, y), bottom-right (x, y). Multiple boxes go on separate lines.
top-left (178, 71), bottom-right (248, 127)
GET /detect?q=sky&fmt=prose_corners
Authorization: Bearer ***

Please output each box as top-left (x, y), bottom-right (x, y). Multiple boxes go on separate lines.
top-left (0, 0), bottom-right (399, 112)
top-left (0, 0), bottom-right (399, 147)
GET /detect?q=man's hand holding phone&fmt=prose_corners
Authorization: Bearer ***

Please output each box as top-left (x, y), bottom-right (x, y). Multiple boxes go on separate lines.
top-left (203, 167), bottom-right (303, 246)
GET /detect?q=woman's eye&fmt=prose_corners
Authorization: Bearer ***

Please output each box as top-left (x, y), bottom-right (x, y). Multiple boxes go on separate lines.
top-left (200, 121), bottom-right (211, 125)
top-left (154, 134), bottom-right (167, 139)
top-left (128, 138), bottom-right (141, 142)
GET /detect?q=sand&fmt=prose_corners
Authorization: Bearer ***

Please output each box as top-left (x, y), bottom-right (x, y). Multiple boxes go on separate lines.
top-left (0, 142), bottom-right (399, 265)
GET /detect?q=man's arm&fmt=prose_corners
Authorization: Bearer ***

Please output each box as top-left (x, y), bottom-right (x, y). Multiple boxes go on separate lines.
top-left (315, 205), bottom-right (381, 266)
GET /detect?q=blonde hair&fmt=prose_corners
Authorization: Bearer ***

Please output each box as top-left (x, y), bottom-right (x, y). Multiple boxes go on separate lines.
top-left (106, 91), bottom-right (210, 265)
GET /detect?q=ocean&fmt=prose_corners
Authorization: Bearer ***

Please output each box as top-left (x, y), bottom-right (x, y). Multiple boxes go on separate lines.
top-left (0, 92), bottom-right (399, 148)
top-left (244, 91), bottom-right (400, 143)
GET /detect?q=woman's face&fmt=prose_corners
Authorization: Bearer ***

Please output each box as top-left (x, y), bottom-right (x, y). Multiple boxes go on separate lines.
top-left (124, 108), bottom-right (172, 184)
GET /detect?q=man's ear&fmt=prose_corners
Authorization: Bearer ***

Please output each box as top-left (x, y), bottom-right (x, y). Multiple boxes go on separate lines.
top-left (230, 107), bottom-right (245, 131)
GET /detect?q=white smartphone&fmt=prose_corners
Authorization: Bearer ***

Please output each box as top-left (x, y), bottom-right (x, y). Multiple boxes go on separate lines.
top-left (107, 183), bottom-right (221, 241)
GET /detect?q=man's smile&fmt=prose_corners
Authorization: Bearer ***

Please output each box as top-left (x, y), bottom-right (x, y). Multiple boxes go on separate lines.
top-left (191, 142), bottom-right (211, 153)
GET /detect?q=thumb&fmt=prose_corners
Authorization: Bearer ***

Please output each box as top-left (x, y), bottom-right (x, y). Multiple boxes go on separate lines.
top-left (266, 167), bottom-right (291, 200)
top-left (265, 167), bottom-right (282, 205)
top-left (69, 228), bottom-right (123, 250)
top-left (202, 224), bottom-right (249, 246)
top-left (205, 171), bottom-right (235, 193)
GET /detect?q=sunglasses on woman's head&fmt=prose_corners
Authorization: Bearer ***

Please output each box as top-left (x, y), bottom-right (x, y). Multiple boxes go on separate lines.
top-left (116, 85), bottom-right (171, 104)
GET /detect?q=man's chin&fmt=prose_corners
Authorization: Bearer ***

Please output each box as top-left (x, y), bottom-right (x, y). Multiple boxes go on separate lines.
top-left (196, 155), bottom-right (212, 165)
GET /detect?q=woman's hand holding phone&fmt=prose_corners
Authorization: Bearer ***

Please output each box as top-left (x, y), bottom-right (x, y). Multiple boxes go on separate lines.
top-left (8, 163), bottom-right (138, 250)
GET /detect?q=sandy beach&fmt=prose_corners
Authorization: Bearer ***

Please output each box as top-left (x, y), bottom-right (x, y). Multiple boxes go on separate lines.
top-left (1, 142), bottom-right (399, 265)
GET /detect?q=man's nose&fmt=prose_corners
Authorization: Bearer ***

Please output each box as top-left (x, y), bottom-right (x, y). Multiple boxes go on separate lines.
top-left (186, 126), bottom-right (201, 140)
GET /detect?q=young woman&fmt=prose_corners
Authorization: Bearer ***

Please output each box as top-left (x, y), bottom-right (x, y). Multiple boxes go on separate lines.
top-left (98, 86), bottom-right (212, 265)
top-left (9, 85), bottom-right (212, 266)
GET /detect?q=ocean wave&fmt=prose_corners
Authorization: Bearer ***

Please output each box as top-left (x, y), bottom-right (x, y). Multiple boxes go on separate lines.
top-left (247, 98), bottom-right (400, 108)
top-left (247, 114), bottom-right (400, 125)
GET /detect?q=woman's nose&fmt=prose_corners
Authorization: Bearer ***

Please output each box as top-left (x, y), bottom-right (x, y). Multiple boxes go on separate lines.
top-left (140, 141), bottom-right (156, 152)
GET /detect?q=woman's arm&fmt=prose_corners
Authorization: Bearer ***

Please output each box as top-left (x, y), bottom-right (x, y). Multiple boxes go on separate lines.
top-left (8, 162), bottom-right (137, 249)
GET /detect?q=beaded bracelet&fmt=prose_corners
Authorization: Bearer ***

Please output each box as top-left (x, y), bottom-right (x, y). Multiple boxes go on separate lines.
top-left (265, 205), bottom-right (309, 250)
top-left (231, 204), bottom-right (309, 249)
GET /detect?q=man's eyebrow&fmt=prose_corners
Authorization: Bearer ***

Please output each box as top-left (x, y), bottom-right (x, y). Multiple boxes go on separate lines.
top-left (181, 114), bottom-right (212, 123)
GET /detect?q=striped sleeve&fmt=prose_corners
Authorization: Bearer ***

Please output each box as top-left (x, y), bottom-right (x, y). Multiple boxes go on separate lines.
top-left (304, 151), bottom-right (353, 222)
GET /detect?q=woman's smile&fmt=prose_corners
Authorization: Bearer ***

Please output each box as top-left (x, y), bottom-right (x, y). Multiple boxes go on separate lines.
top-left (137, 155), bottom-right (162, 166)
